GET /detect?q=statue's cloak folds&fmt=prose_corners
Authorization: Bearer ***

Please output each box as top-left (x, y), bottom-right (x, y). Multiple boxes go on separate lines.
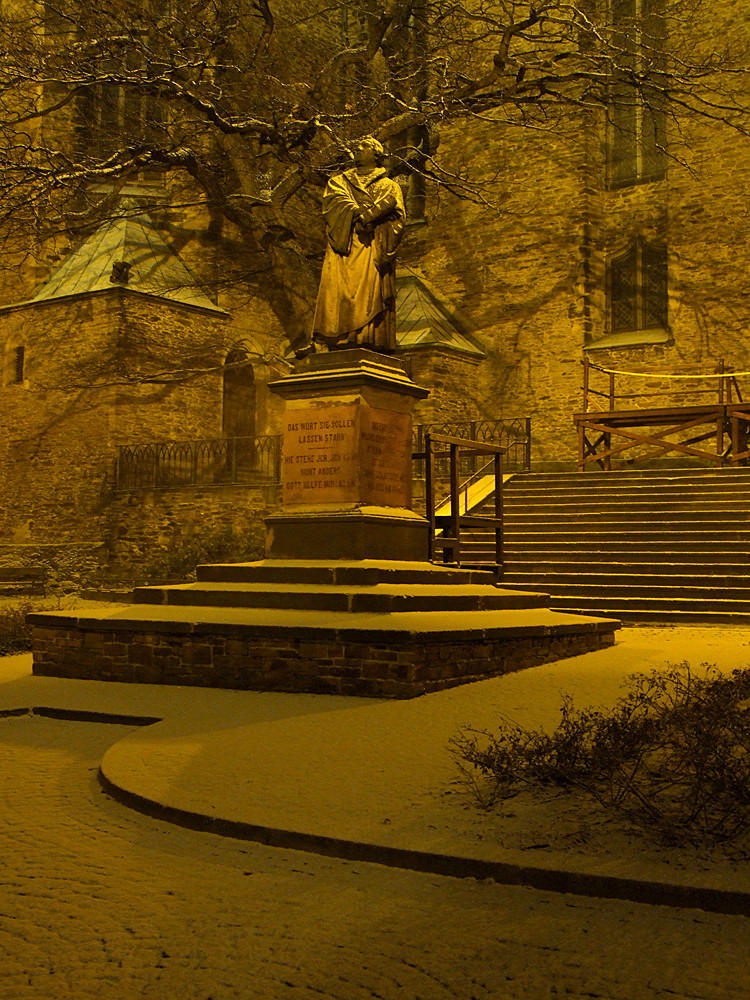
top-left (312, 167), bottom-right (405, 350)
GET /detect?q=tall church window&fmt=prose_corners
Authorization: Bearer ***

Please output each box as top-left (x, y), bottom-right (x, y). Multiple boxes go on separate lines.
top-left (13, 346), bottom-right (25, 384)
top-left (70, 3), bottom-right (166, 180)
top-left (608, 239), bottom-right (668, 334)
top-left (608, 0), bottom-right (667, 187)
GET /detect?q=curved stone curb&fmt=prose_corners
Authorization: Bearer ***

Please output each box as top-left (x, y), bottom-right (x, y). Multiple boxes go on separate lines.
top-left (98, 767), bottom-right (750, 919)
top-left (0, 706), bottom-right (160, 726)
top-left (6, 703), bottom-right (750, 918)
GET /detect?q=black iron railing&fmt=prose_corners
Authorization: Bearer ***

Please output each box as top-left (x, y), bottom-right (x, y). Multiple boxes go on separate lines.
top-left (412, 418), bottom-right (530, 479)
top-left (114, 418), bottom-right (530, 493)
top-left (115, 435), bottom-right (282, 490)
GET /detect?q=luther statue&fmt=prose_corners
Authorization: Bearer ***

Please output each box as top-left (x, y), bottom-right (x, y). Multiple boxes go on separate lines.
top-left (311, 137), bottom-right (405, 353)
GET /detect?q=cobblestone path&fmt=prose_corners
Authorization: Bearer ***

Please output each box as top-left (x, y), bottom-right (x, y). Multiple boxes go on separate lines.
top-left (0, 715), bottom-right (748, 1000)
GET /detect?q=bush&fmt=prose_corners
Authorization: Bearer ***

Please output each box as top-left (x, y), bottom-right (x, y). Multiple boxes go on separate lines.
top-left (141, 525), bottom-right (264, 584)
top-left (449, 664), bottom-right (750, 845)
top-left (0, 603), bottom-right (34, 654)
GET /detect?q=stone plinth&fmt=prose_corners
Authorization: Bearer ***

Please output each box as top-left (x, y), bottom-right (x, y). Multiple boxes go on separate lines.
top-left (30, 560), bottom-right (621, 698)
top-left (267, 349), bottom-right (430, 561)
top-left (28, 354), bottom-right (623, 699)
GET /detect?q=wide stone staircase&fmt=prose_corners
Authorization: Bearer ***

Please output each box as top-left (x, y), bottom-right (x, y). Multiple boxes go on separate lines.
top-left (473, 468), bottom-right (750, 623)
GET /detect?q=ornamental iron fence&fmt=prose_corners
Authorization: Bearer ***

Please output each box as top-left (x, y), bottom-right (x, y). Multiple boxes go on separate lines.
top-left (412, 418), bottom-right (531, 480)
top-left (115, 435), bottom-right (282, 490)
top-left (114, 419), bottom-right (530, 493)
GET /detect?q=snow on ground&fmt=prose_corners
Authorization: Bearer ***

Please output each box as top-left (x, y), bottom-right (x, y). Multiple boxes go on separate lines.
top-left (4, 624), bottom-right (750, 897)
top-left (3, 713), bottom-right (747, 1000)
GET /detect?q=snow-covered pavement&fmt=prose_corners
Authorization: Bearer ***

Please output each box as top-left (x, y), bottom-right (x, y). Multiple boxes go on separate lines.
top-left (0, 712), bottom-right (748, 999)
top-left (2, 626), bottom-right (750, 997)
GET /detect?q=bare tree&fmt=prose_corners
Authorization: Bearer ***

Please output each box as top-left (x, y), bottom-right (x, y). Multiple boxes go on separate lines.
top-left (0, 0), bottom-right (745, 352)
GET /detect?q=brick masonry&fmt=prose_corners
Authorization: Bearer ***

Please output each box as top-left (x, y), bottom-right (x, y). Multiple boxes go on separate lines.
top-left (32, 622), bottom-right (615, 698)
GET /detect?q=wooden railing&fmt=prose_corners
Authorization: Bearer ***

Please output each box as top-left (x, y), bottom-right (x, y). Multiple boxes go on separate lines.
top-left (575, 357), bottom-right (750, 470)
top-left (420, 433), bottom-right (505, 569)
top-left (582, 357), bottom-right (743, 412)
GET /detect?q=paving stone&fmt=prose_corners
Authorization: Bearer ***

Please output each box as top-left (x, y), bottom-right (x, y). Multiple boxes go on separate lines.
top-left (1, 714), bottom-right (748, 1000)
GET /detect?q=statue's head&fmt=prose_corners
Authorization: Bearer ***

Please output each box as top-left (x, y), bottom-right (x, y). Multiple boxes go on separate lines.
top-left (351, 136), bottom-right (386, 168)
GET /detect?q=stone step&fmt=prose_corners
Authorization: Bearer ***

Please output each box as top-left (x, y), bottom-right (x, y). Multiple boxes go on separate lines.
top-left (29, 594), bottom-right (620, 698)
top-left (506, 469), bottom-right (750, 485)
top-left (545, 593), bottom-right (750, 615)
top-left (555, 607), bottom-right (750, 624)
top-left (501, 563), bottom-right (750, 591)
top-left (499, 511), bottom-right (750, 526)
top-left (501, 528), bottom-right (750, 542)
top-left (500, 497), bottom-right (750, 513)
top-left (503, 559), bottom-right (750, 574)
top-left (29, 601), bottom-right (617, 639)
top-left (502, 484), bottom-right (750, 500)
top-left (503, 542), bottom-right (750, 555)
top-left (498, 582), bottom-right (750, 610)
top-left (132, 581), bottom-right (550, 613)
top-left (499, 575), bottom-right (750, 597)
top-left (195, 559), bottom-right (498, 587)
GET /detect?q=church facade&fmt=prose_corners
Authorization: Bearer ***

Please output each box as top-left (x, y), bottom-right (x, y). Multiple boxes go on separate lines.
top-left (1, 1), bottom-right (749, 587)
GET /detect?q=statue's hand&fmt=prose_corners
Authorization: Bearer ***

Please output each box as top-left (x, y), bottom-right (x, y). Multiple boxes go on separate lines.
top-left (355, 220), bottom-right (375, 243)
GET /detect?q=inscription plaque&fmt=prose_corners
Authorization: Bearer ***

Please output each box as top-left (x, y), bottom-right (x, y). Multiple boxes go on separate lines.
top-left (283, 403), bottom-right (359, 505)
top-left (282, 401), bottom-right (412, 507)
top-left (360, 406), bottom-right (411, 507)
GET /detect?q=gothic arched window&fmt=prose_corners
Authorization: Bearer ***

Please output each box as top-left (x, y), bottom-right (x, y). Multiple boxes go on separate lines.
top-left (608, 0), bottom-right (667, 187)
top-left (3, 341), bottom-right (26, 387)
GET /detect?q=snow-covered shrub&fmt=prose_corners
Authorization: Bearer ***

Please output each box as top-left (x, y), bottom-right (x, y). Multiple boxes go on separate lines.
top-left (450, 664), bottom-right (750, 845)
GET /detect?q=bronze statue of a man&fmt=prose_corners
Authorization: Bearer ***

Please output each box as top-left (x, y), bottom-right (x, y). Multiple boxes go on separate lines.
top-left (311, 137), bottom-right (405, 353)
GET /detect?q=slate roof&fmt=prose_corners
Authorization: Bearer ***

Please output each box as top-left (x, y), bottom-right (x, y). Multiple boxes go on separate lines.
top-left (395, 274), bottom-right (485, 357)
top-left (26, 211), bottom-right (225, 314)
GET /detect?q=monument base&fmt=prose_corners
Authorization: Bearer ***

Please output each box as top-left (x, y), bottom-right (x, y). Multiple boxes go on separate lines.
top-left (265, 506), bottom-right (429, 561)
top-left (28, 353), bottom-right (621, 698)
top-left (30, 560), bottom-right (620, 698)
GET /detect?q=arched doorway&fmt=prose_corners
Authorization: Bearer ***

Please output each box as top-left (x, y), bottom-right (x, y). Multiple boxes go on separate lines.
top-left (222, 349), bottom-right (256, 479)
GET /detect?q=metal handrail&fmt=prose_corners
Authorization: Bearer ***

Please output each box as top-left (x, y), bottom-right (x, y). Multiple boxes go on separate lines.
top-left (423, 433), bottom-right (505, 570)
top-left (413, 417), bottom-right (530, 473)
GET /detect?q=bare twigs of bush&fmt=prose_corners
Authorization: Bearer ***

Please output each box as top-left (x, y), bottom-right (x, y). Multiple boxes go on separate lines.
top-left (0, 602), bottom-right (34, 654)
top-left (449, 664), bottom-right (750, 845)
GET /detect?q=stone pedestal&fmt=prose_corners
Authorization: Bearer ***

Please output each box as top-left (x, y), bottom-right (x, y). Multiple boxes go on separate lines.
top-left (29, 351), bottom-right (622, 699)
top-left (266, 349), bottom-right (430, 560)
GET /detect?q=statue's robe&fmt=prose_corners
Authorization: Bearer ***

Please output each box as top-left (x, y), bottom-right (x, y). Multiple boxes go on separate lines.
top-left (312, 166), bottom-right (405, 351)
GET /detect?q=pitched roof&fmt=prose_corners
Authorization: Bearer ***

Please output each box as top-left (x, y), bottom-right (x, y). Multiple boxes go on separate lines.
top-left (395, 275), bottom-right (485, 357)
top-left (28, 211), bottom-right (225, 313)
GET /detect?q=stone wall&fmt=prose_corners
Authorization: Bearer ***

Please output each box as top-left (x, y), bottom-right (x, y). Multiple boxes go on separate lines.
top-left (402, 114), bottom-right (588, 467)
top-left (0, 543), bottom-right (105, 592)
top-left (406, 348), bottom-right (486, 424)
top-left (102, 486), bottom-right (274, 585)
top-left (31, 620), bottom-right (614, 698)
